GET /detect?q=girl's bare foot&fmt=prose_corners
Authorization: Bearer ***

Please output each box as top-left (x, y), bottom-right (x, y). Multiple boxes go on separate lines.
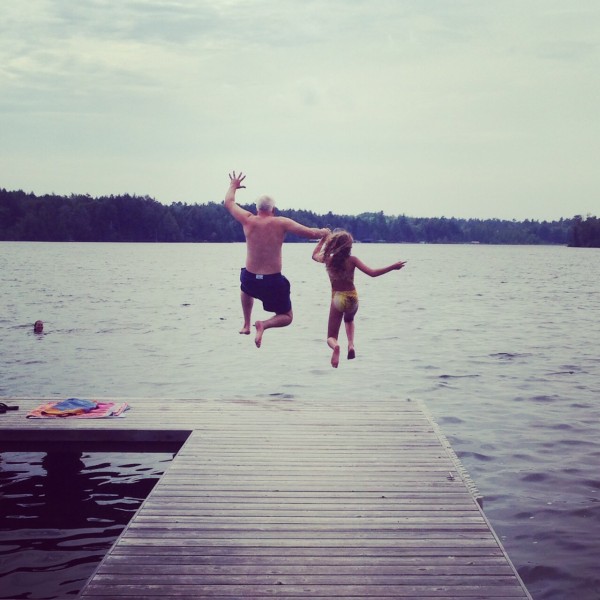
top-left (240, 326), bottom-right (251, 335)
top-left (347, 347), bottom-right (356, 360)
top-left (331, 343), bottom-right (340, 368)
top-left (254, 321), bottom-right (265, 347)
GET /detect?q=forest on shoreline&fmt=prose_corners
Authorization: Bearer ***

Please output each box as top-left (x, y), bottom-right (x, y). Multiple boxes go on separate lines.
top-left (1, 188), bottom-right (598, 246)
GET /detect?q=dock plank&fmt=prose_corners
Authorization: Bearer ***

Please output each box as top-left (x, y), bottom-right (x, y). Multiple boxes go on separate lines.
top-left (0, 396), bottom-right (531, 599)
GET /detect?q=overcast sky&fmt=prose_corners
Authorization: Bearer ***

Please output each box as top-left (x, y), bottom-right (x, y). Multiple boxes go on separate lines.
top-left (2, 1), bottom-right (599, 220)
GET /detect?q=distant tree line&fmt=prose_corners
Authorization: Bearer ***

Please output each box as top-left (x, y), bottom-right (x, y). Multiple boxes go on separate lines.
top-left (0, 187), bottom-right (594, 246)
top-left (569, 215), bottom-right (600, 248)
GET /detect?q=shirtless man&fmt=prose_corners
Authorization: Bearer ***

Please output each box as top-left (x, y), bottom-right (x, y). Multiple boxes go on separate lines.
top-left (224, 171), bottom-right (329, 347)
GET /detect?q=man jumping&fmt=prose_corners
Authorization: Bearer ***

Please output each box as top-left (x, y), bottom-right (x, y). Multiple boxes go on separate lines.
top-left (224, 171), bottom-right (329, 347)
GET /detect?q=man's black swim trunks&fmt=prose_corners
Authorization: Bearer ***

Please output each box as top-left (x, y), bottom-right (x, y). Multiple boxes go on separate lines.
top-left (240, 268), bottom-right (292, 314)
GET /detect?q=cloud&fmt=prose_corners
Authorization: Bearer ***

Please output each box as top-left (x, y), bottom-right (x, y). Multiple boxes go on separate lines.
top-left (1, 0), bottom-right (599, 219)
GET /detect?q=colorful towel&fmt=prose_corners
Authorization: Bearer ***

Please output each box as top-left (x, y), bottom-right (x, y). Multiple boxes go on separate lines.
top-left (27, 398), bottom-right (130, 419)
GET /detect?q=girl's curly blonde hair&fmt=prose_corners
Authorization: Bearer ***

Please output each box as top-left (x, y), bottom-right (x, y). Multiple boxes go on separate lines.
top-left (321, 230), bottom-right (354, 272)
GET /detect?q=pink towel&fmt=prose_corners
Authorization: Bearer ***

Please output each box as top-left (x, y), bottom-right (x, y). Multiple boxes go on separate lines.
top-left (27, 400), bottom-right (129, 419)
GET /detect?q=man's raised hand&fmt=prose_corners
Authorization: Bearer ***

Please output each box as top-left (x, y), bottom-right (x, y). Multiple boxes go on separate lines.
top-left (229, 171), bottom-right (246, 189)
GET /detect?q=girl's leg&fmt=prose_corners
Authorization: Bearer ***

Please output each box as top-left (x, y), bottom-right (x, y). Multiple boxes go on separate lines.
top-left (344, 301), bottom-right (358, 359)
top-left (344, 318), bottom-right (356, 359)
top-left (327, 303), bottom-right (344, 368)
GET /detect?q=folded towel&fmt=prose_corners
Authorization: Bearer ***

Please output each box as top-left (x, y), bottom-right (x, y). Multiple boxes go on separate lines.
top-left (42, 398), bottom-right (98, 416)
top-left (27, 399), bottom-right (130, 419)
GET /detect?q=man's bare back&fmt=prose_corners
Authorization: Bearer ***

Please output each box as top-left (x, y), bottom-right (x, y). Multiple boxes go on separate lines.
top-left (243, 216), bottom-right (287, 274)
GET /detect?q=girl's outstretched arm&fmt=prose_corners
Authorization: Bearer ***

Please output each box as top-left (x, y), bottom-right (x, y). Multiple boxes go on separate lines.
top-left (351, 256), bottom-right (406, 277)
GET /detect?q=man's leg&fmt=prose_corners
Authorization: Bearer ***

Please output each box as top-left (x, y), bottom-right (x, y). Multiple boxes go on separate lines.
top-left (254, 310), bottom-right (293, 348)
top-left (240, 291), bottom-right (254, 335)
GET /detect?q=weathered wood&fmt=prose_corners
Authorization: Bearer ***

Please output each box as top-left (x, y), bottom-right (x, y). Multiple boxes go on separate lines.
top-left (81, 583), bottom-right (529, 598)
top-left (101, 554), bottom-right (511, 567)
top-left (110, 543), bottom-right (508, 556)
top-left (0, 396), bottom-right (531, 599)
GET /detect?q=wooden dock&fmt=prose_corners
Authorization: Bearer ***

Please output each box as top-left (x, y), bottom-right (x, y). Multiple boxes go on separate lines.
top-left (0, 396), bottom-right (531, 599)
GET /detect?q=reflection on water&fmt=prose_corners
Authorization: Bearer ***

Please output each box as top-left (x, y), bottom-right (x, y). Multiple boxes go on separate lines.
top-left (0, 451), bottom-right (172, 599)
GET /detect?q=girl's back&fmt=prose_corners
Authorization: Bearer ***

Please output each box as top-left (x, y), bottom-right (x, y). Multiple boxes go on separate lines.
top-left (313, 230), bottom-right (356, 292)
top-left (326, 255), bottom-right (356, 292)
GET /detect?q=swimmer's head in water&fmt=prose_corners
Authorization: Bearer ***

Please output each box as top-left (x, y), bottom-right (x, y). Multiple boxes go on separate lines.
top-left (33, 320), bottom-right (44, 333)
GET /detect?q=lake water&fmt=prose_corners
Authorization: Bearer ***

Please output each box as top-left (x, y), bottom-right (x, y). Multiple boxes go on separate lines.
top-left (1, 241), bottom-right (599, 599)
top-left (0, 451), bottom-right (172, 599)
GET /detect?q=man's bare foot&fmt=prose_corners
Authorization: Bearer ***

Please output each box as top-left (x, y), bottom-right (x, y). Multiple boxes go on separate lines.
top-left (331, 344), bottom-right (340, 368)
top-left (348, 347), bottom-right (356, 360)
top-left (239, 326), bottom-right (251, 335)
top-left (254, 321), bottom-right (265, 348)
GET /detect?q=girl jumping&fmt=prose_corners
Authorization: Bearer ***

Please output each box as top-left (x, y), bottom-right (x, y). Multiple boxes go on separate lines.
top-left (312, 230), bottom-right (406, 368)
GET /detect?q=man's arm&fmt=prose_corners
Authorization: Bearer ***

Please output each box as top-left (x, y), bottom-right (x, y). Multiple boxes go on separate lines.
top-left (223, 171), bottom-right (251, 223)
top-left (282, 218), bottom-right (330, 240)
